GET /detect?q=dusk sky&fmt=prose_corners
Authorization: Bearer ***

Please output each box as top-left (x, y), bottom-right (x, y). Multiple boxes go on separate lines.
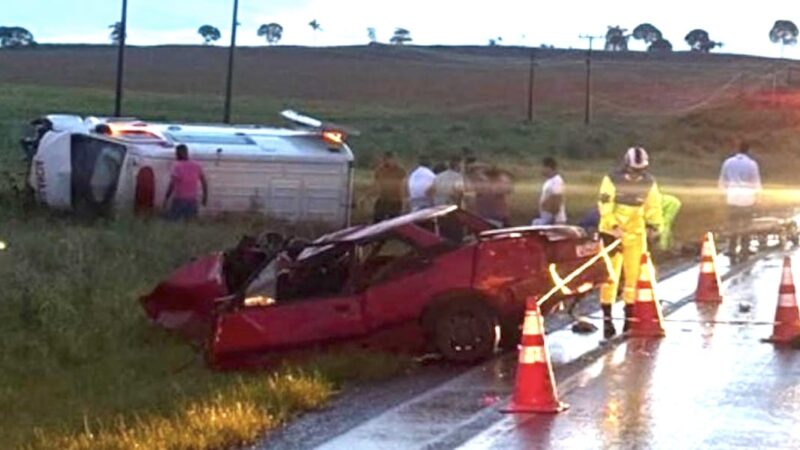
top-left (4, 1), bottom-right (799, 58)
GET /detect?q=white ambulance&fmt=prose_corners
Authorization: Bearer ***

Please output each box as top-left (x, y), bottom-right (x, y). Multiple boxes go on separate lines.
top-left (22, 111), bottom-right (356, 227)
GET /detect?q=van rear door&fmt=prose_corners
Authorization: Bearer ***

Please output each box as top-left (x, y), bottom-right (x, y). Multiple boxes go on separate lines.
top-left (30, 131), bottom-right (72, 210)
top-left (70, 135), bottom-right (127, 216)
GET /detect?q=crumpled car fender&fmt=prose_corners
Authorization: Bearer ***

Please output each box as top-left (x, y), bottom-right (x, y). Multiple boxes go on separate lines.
top-left (140, 253), bottom-right (228, 336)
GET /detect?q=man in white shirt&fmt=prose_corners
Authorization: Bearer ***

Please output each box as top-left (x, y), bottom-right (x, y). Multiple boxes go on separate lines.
top-left (718, 141), bottom-right (762, 257)
top-left (429, 156), bottom-right (465, 207)
top-left (532, 157), bottom-right (567, 225)
top-left (407, 156), bottom-right (436, 211)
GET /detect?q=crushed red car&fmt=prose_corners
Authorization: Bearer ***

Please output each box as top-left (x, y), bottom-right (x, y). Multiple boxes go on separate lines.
top-left (141, 206), bottom-right (610, 368)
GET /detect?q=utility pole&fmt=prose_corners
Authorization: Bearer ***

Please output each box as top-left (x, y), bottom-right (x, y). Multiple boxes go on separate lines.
top-left (579, 34), bottom-right (603, 125)
top-left (526, 49), bottom-right (536, 122)
top-left (223, 0), bottom-right (239, 124)
top-left (113, 0), bottom-right (128, 117)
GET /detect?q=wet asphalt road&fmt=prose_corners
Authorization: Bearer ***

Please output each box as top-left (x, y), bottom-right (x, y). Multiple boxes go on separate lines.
top-left (460, 252), bottom-right (800, 449)
top-left (257, 248), bottom-right (800, 450)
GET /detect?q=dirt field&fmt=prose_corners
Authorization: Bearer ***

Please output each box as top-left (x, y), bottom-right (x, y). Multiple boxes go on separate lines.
top-left (0, 44), bottom-right (792, 116)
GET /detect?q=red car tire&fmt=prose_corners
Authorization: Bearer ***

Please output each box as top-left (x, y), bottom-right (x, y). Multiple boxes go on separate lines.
top-left (430, 298), bottom-right (499, 363)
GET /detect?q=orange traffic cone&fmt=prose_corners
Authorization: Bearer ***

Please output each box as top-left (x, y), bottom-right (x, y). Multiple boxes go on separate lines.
top-left (504, 297), bottom-right (568, 413)
top-left (629, 252), bottom-right (666, 338)
top-left (765, 256), bottom-right (800, 344)
top-left (696, 232), bottom-right (723, 303)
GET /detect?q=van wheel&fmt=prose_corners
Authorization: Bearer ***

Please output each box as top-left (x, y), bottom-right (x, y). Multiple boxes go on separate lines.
top-left (431, 300), bottom-right (499, 363)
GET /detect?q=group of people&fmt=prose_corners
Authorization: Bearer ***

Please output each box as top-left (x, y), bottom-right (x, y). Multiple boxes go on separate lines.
top-left (166, 139), bottom-right (761, 341)
top-left (372, 151), bottom-right (515, 227)
top-left (371, 142), bottom-right (762, 340)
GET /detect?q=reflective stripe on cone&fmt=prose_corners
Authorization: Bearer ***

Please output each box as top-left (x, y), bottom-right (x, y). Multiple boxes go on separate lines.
top-left (629, 252), bottom-right (666, 338)
top-left (766, 256), bottom-right (800, 344)
top-left (503, 297), bottom-right (568, 414)
top-left (696, 232), bottom-right (723, 303)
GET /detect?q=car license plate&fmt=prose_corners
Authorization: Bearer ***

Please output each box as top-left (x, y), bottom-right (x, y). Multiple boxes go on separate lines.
top-left (576, 241), bottom-right (601, 258)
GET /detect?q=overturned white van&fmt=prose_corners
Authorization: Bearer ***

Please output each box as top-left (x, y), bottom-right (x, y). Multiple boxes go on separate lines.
top-left (22, 111), bottom-right (355, 227)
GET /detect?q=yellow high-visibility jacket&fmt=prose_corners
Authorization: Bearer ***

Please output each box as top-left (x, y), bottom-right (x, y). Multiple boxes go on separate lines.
top-left (598, 169), bottom-right (663, 236)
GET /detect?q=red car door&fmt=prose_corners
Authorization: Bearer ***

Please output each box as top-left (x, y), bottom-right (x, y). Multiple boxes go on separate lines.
top-left (211, 245), bottom-right (368, 359)
top-left (211, 294), bottom-right (366, 358)
top-left (361, 237), bottom-right (434, 329)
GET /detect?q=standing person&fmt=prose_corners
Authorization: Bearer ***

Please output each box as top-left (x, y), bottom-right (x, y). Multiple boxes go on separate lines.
top-left (476, 167), bottom-right (514, 227)
top-left (462, 153), bottom-right (480, 212)
top-left (163, 144), bottom-right (208, 221)
top-left (658, 193), bottom-right (682, 251)
top-left (532, 157), bottom-right (567, 225)
top-left (718, 141), bottom-right (761, 258)
top-left (372, 151), bottom-right (407, 222)
top-left (597, 147), bottom-right (663, 339)
top-left (429, 155), bottom-right (465, 207)
top-left (407, 156), bottom-right (436, 211)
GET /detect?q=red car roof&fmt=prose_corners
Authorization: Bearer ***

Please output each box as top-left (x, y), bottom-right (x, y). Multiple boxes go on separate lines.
top-left (297, 206), bottom-right (461, 261)
top-left (320, 205), bottom-right (458, 243)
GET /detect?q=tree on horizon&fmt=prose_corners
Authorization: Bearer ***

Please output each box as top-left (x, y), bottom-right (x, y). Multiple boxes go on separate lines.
top-left (309, 19), bottom-right (321, 45)
top-left (632, 23), bottom-right (662, 45)
top-left (0, 26), bottom-right (36, 48)
top-left (390, 28), bottom-right (412, 45)
top-left (109, 22), bottom-right (125, 45)
top-left (648, 38), bottom-right (673, 52)
top-left (605, 26), bottom-right (629, 51)
top-left (198, 25), bottom-right (221, 45)
top-left (258, 23), bottom-right (284, 45)
top-left (685, 29), bottom-right (722, 53)
top-left (769, 20), bottom-right (798, 57)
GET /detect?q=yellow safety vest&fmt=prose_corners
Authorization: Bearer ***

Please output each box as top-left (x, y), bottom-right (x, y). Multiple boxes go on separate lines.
top-left (598, 169), bottom-right (663, 236)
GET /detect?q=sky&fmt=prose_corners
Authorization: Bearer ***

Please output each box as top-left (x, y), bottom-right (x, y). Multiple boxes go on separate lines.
top-left (3, 0), bottom-right (799, 58)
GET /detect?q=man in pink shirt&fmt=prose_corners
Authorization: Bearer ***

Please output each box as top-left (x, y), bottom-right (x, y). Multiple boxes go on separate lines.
top-left (164, 144), bottom-right (208, 220)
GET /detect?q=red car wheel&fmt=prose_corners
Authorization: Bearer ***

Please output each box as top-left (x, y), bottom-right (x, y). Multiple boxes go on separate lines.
top-left (431, 299), bottom-right (499, 363)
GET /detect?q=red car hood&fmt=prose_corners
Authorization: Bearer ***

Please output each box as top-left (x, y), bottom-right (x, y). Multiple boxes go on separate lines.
top-left (140, 253), bottom-right (228, 336)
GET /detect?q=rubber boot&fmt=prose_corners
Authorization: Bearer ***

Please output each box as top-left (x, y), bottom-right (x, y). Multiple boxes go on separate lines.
top-left (623, 304), bottom-right (634, 333)
top-left (602, 305), bottom-right (616, 339)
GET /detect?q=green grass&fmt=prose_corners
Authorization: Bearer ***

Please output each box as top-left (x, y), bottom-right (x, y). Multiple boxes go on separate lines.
top-left (1, 77), bottom-right (800, 449)
top-left (0, 210), bottom-right (411, 449)
top-left (0, 83), bottom-right (413, 450)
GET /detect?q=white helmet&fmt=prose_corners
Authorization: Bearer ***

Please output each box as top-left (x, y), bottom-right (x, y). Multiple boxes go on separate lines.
top-left (624, 146), bottom-right (649, 170)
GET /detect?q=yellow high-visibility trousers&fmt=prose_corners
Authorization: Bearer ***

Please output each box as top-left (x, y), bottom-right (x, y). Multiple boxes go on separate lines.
top-left (600, 234), bottom-right (646, 305)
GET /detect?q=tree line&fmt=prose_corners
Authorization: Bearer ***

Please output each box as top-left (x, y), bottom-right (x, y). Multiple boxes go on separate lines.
top-left (598, 20), bottom-right (797, 54)
top-left (0, 21), bottom-right (414, 48)
top-left (1, 20), bottom-right (797, 52)
top-left (197, 22), bottom-right (412, 46)
top-left (105, 20), bottom-right (411, 47)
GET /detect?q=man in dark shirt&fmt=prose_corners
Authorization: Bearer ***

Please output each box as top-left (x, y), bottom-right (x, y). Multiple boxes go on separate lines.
top-left (475, 167), bottom-right (514, 228)
top-left (373, 151), bottom-right (407, 223)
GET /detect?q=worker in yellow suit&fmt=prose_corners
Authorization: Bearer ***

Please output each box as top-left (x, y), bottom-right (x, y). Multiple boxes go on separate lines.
top-left (598, 147), bottom-right (663, 339)
top-left (658, 194), bottom-right (682, 251)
